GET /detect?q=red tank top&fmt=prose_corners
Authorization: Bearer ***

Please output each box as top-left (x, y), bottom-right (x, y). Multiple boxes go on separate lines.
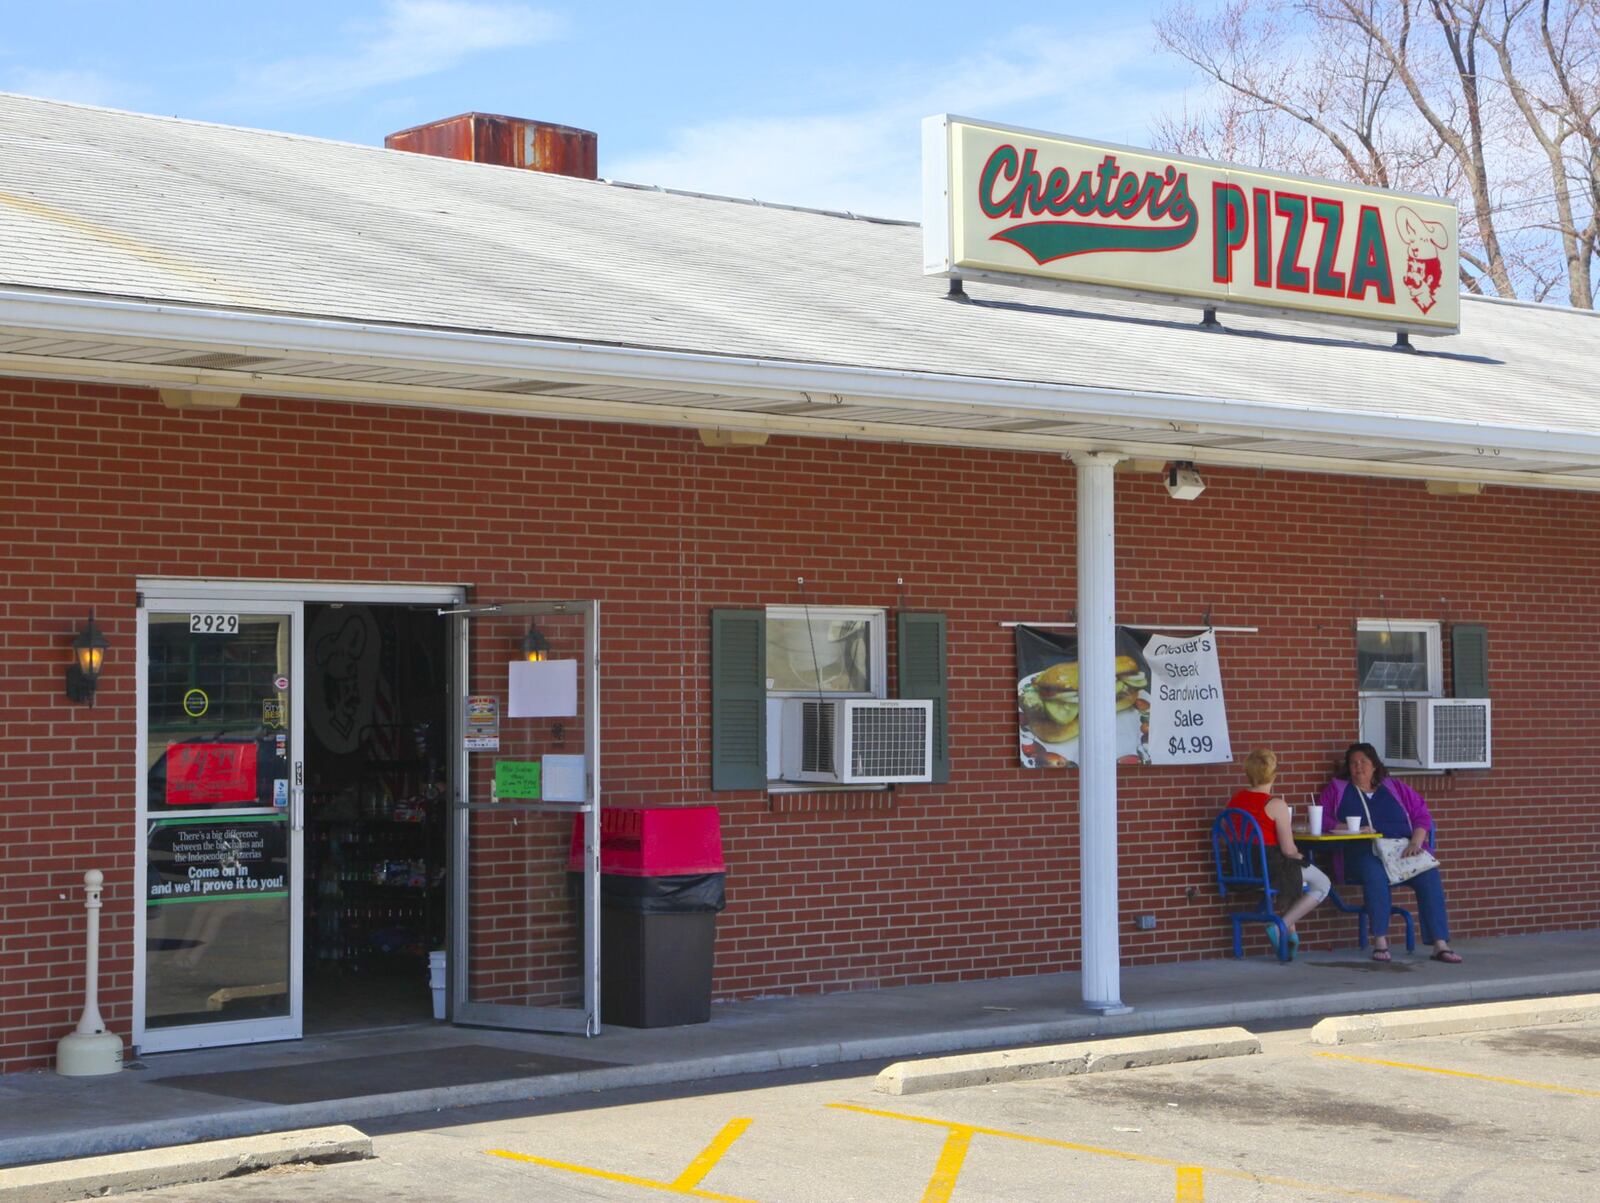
top-left (1229, 788), bottom-right (1278, 846)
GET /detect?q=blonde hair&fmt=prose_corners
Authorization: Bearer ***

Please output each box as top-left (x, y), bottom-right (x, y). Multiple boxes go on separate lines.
top-left (1243, 748), bottom-right (1278, 787)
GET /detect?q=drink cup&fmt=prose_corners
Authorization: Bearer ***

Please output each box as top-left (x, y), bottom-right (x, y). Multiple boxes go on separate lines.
top-left (1345, 816), bottom-right (1362, 833)
top-left (1307, 807), bottom-right (1323, 836)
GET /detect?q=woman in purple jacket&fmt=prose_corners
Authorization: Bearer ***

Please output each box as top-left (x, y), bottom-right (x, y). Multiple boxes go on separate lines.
top-left (1316, 742), bottom-right (1462, 963)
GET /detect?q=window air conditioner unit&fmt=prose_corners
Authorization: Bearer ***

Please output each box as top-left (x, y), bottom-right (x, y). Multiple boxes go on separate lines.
top-left (780, 698), bottom-right (934, 784)
top-left (1360, 697), bottom-right (1491, 770)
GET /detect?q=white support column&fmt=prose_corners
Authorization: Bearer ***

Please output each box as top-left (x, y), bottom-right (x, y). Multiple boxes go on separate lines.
top-left (1071, 451), bottom-right (1131, 1014)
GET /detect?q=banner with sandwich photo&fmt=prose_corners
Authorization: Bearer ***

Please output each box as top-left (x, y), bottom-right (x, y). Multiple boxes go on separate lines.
top-left (1016, 625), bottom-right (1151, 768)
top-left (1015, 624), bottom-right (1232, 768)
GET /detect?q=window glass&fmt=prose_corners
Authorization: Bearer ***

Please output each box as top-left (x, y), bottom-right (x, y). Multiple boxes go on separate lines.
top-left (767, 616), bottom-right (872, 694)
top-left (146, 613), bottom-right (290, 810)
top-left (1357, 628), bottom-right (1430, 692)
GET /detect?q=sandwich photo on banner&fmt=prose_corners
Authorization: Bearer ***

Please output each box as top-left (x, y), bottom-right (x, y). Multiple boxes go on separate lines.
top-left (1015, 625), bottom-right (1151, 768)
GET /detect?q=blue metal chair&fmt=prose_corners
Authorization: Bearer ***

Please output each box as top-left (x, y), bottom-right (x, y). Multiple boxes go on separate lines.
top-left (1211, 808), bottom-right (1290, 962)
top-left (1320, 823), bottom-right (1425, 953)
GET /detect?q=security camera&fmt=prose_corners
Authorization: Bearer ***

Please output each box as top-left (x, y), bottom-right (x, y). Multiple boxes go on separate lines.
top-left (1165, 461), bottom-right (1206, 501)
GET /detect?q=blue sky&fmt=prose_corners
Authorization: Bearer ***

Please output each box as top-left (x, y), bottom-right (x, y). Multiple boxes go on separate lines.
top-left (3, 0), bottom-right (1190, 218)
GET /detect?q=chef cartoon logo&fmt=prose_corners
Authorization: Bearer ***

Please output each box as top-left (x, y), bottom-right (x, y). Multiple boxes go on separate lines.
top-left (1397, 207), bottom-right (1450, 315)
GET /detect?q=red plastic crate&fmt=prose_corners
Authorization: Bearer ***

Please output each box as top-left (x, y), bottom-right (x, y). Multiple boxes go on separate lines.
top-left (568, 806), bottom-right (725, 876)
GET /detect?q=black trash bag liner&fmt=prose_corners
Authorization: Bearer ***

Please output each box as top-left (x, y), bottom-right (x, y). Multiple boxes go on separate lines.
top-left (570, 872), bottom-right (727, 914)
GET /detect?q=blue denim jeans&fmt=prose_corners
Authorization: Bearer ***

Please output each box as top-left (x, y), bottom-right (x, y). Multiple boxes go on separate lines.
top-left (1344, 843), bottom-right (1451, 944)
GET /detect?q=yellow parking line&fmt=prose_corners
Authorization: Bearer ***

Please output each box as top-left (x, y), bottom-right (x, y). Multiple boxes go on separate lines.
top-left (1317, 1052), bottom-right (1600, 1097)
top-left (830, 1104), bottom-right (1419, 1202)
top-left (1175, 1165), bottom-right (1204, 1201)
top-left (488, 1118), bottom-right (760, 1203)
top-left (672, 1118), bottom-right (754, 1190)
top-left (921, 1125), bottom-right (974, 1203)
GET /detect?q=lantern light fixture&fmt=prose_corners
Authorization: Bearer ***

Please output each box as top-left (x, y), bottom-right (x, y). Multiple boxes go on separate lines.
top-left (520, 623), bottom-right (550, 663)
top-left (65, 611), bottom-right (109, 706)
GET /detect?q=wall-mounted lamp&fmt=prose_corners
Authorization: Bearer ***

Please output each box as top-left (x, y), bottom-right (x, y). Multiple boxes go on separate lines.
top-left (65, 611), bottom-right (109, 706)
top-left (520, 623), bottom-right (550, 663)
top-left (1165, 461), bottom-right (1206, 501)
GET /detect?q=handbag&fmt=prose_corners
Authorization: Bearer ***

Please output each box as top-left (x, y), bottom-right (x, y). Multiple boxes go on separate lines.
top-left (1360, 793), bottom-right (1441, 884)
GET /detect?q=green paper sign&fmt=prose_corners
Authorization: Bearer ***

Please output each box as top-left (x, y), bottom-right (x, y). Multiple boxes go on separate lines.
top-left (494, 760), bottom-right (541, 800)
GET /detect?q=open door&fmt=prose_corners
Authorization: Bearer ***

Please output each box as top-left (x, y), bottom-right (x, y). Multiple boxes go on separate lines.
top-left (447, 601), bottom-right (600, 1035)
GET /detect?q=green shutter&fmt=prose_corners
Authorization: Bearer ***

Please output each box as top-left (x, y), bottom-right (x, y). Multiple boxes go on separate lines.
top-left (1451, 623), bottom-right (1489, 697)
top-left (897, 611), bottom-right (950, 783)
top-left (711, 609), bottom-right (767, 790)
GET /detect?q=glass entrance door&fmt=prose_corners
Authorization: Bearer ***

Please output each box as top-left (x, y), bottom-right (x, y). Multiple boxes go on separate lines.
top-left (135, 602), bottom-right (304, 1052)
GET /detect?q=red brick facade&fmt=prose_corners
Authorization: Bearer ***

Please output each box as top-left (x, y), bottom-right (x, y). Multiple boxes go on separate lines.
top-left (4, 378), bottom-right (1596, 1072)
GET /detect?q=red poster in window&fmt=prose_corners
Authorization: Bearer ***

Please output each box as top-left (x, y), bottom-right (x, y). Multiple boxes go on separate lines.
top-left (166, 742), bottom-right (258, 806)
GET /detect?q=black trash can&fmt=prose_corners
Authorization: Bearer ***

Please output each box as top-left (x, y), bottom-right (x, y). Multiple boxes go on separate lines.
top-left (569, 807), bottom-right (726, 1028)
top-left (590, 873), bottom-right (724, 1027)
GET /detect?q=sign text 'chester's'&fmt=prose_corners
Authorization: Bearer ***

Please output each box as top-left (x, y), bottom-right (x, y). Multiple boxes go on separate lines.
top-left (923, 116), bottom-right (1459, 334)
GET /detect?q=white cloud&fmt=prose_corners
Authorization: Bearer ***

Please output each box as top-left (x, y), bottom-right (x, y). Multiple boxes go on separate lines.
top-left (609, 25), bottom-right (1189, 219)
top-left (240, 0), bottom-right (563, 107)
top-left (6, 68), bottom-right (126, 108)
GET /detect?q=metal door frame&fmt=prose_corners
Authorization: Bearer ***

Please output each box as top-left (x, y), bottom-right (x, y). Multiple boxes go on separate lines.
top-left (133, 578), bottom-right (465, 1055)
top-left (447, 600), bottom-right (600, 1036)
top-left (133, 592), bottom-right (305, 1053)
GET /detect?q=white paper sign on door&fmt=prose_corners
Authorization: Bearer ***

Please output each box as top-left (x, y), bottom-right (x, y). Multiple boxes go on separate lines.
top-left (1145, 629), bottom-right (1232, 765)
top-left (507, 659), bottom-right (578, 717)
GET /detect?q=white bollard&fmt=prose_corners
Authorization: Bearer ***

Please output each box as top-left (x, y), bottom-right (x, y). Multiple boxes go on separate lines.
top-left (56, 869), bottom-right (123, 1076)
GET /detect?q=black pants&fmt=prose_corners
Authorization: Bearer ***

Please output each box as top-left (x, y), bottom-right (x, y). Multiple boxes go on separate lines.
top-left (1264, 846), bottom-right (1304, 907)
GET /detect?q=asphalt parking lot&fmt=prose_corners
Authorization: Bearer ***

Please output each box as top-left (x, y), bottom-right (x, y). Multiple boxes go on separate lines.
top-left (121, 1015), bottom-right (1600, 1202)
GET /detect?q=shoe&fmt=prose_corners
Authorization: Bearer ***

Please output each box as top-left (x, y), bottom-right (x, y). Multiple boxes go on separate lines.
top-left (1371, 945), bottom-right (1392, 962)
top-left (1431, 948), bottom-right (1463, 963)
top-left (1266, 925), bottom-right (1282, 955)
top-left (1288, 932), bottom-right (1300, 958)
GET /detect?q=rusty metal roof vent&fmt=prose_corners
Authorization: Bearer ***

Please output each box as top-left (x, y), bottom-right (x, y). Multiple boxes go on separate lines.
top-left (384, 113), bottom-right (597, 179)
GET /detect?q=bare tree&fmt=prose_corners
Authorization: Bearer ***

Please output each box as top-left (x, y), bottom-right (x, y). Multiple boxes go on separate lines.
top-left (1154, 0), bottom-right (1600, 308)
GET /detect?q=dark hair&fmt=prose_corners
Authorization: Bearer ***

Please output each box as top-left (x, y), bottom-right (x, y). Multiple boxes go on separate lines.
top-left (1335, 741), bottom-right (1388, 784)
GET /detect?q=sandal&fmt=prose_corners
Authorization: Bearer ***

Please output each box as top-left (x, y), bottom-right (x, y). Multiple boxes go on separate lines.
top-left (1431, 949), bottom-right (1463, 964)
top-left (1371, 945), bottom-right (1392, 963)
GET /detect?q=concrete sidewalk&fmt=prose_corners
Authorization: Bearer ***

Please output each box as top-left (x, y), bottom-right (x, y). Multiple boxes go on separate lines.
top-left (3, 928), bottom-right (1597, 1171)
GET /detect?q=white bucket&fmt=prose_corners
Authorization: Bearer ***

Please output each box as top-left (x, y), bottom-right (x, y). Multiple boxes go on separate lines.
top-left (427, 950), bottom-right (446, 1011)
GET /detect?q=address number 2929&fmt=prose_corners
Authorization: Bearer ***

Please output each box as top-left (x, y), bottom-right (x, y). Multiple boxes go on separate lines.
top-left (188, 612), bottom-right (240, 635)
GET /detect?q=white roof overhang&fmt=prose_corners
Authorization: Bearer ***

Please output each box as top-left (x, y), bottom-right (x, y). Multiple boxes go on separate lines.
top-left (6, 286), bottom-right (1599, 492)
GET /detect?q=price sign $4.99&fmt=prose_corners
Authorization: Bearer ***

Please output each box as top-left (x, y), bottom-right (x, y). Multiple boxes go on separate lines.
top-left (1167, 734), bottom-right (1214, 757)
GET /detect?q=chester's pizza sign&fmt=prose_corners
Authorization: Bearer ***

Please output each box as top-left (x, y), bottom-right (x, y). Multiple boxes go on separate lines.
top-left (923, 115), bottom-right (1460, 334)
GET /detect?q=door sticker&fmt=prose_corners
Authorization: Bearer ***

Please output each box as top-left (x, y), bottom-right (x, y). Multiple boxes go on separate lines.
top-left (464, 694), bottom-right (500, 750)
top-left (493, 760), bottom-right (541, 801)
top-left (182, 688), bottom-right (209, 718)
top-left (167, 742), bottom-right (257, 806)
top-left (187, 613), bottom-right (240, 635)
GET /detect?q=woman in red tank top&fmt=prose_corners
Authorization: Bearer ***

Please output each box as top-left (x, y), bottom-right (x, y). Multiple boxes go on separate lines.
top-left (1229, 748), bottom-right (1329, 957)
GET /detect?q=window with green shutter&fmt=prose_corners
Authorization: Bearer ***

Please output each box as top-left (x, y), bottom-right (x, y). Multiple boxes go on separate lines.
top-left (710, 607), bottom-right (950, 788)
top-left (1450, 623), bottom-right (1489, 698)
top-left (897, 611), bottom-right (949, 783)
top-left (710, 609), bottom-right (766, 790)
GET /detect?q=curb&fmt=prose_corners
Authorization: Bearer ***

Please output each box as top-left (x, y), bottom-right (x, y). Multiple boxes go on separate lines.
top-left (3, 967), bottom-right (1597, 1170)
top-left (874, 1026), bottom-right (1260, 1095)
top-left (0, 1125), bottom-right (371, 1203)
top-left (1310, 992), bottom-right (1600, 1045)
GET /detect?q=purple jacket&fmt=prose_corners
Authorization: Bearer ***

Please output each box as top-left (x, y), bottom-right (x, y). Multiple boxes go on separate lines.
top-left (1317, 776), bottom-right (1434, 836)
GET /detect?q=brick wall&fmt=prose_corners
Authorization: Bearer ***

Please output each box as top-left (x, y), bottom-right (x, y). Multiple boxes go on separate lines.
top-left (4, 379), bottom-right (1597, 1071)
